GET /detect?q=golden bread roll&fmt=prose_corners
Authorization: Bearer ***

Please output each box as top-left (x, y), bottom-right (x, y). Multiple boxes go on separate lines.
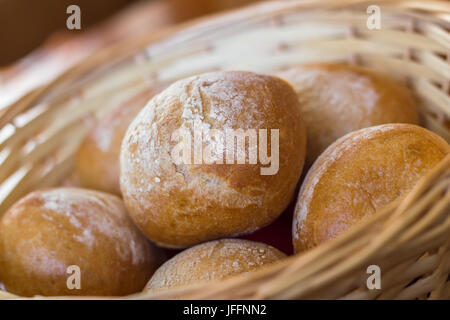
top-left (76, 87), bottom-right (161, 195)
top-left (293, 124), bottom-right (449, 252)
top-left (0, 188), bottom-right (162, 297)
top-left (120, 71), bottom-right (306, 248)
top-left (144, 239), bottom-right (286, 292)
top-left (277, 63), bottom-right (419, 164)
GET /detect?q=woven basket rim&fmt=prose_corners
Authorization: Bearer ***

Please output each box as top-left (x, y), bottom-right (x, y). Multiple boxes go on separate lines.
top-left (1, 0), bottom-right (450, 123)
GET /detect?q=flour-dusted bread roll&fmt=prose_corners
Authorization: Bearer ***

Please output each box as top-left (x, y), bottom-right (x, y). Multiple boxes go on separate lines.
top-left (144, 239), bottom-right (286, 292)
top-left (120, 71), bottom-right (306, 248)
top-left (293, 124), bottom-right (449, 252)
top-left (76, 87), bottom-right (162, 195)
top-left (0, 188), bottom-right (162, 297)
top-left (277, 63), bottom-right (419, 165)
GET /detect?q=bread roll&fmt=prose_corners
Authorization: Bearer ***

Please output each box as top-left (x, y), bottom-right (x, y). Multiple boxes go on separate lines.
top-left (76, 87), bottom-right (161, 195)
top-left (293, 124), bottom-right (449, 252)
top-left (0, 188), bottom-right (162, 297)
top-left (144, 239), bottom-right (286, 292)
top-left (277, 63), bottom-right (419, 164)
top-left (120, 71), bottom-right (306, 248)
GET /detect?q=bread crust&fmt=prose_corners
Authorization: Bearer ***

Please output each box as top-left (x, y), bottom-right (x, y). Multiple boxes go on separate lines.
top-left (277, 63), bottom-right (419, 165)
top-left (76, 87), bottom-right (162, 195)
top-left (120, 71), bottom-right (306, 248)
top-left (293, 124), bottom-right (449, 252)
top-left (0, 187), bottom-right (162, 296)
top-left (145, 239), bottom-right (286, 292)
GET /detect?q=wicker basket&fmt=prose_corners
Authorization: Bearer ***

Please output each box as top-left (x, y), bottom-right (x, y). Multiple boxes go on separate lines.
top-left (0, 0), bottom-right (449, 300)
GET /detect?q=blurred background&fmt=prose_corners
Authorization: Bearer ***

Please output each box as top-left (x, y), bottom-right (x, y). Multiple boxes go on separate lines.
top-left (0, 0), bottom-right (263, 66)
top-left (0, 0), bottom-right (263, 108)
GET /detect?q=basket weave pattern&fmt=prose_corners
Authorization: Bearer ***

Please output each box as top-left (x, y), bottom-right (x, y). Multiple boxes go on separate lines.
top-left (0, 0), bottom-right (449, 299)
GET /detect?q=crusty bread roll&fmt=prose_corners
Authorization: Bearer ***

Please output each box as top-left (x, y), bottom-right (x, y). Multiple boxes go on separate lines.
top-left (120, 71), bottom-right (306, 248)
top-left (293, 124), bottom-right (449, 252)
top-left (277, 63), bottom-right (419, 165)
top-left (144, 239), bottom-right (286, 292)
top-left (76, 87), bottom-right (161, 195)
top-left (0, 188), bottom-right (162, 297)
